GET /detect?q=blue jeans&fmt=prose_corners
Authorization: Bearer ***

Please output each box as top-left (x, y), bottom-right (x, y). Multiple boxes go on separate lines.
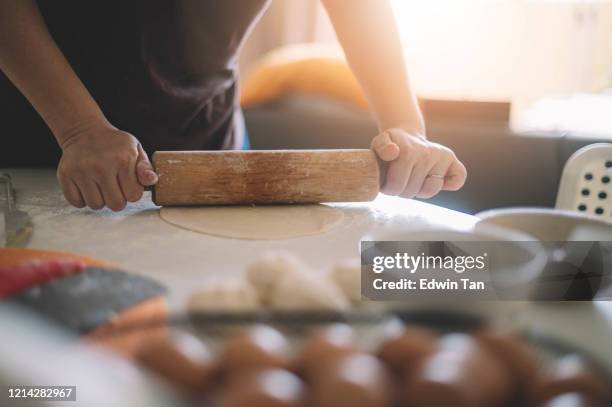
top-left (242, 128), bottom-right (251, 150)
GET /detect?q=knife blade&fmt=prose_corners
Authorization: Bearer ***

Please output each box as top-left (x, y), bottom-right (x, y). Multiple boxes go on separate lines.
top-left (1, 173), bottom-right (33, 247)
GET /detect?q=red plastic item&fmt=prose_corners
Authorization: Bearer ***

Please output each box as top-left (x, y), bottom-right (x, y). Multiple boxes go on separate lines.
top-left (0, 259), bottom-right (86, 298)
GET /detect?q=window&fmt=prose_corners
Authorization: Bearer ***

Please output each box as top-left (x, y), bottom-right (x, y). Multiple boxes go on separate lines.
top-left (390, 0), bottom-right (612, 133)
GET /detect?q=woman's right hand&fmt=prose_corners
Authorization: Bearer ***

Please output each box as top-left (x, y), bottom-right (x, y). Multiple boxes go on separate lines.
top-left (56, 123), bottom-right (158, 211)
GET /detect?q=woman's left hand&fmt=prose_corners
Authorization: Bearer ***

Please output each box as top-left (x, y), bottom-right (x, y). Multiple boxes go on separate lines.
top-left (371, 127), bottom-right (467, 199)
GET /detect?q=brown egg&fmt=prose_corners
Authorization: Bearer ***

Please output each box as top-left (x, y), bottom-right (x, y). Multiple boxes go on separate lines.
top-left (217, 368), bottom-right (306, 407)
top-left (404, 333), bottom-right (513, 407)
top-left (294, 323), bottom-right (358, 378)
top-left (376, 325), bottom-right (437, 376)
top-left (539, 393), bottom-right (596, 407)
top-left (310, 353), bottom-right (394, 407)
top-left (532, 355), bottom-right (610, 404)
top-left (475, 327), bottom-right (540, 393)
top-left (217, 325), bottom-right (290, 376)
top-left (441, 333), bottom-right (514, 399)
top-left (137, 330), bottom-right (213, 393)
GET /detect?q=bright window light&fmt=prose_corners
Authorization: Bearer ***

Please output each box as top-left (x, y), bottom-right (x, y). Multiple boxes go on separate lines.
top-left (390, 0), bottom-right (612, 124)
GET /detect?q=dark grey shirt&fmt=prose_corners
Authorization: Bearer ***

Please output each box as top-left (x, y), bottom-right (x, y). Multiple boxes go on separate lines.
top-left (0, 0), bottom-right (270, 166)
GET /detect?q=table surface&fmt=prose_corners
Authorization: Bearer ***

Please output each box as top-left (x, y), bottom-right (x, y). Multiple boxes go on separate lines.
top-left (3, 168), bottom-right (612, 370)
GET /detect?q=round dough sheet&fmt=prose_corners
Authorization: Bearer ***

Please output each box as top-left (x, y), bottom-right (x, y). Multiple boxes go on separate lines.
top-left (159, 205), bottom-right (344, 240)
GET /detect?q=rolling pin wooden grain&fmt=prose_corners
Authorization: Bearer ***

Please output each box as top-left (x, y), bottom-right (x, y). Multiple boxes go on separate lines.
top-left (151, 149), bottom-right (383, 206)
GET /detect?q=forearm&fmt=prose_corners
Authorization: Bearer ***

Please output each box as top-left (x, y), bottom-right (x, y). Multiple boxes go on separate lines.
top-left (0, 0), bottom-right (109, 146)
top-left (322, 0), bottom-right (424, 135)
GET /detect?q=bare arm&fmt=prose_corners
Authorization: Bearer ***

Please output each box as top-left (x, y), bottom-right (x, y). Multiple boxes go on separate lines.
top-left (323, 0), bottom-right (466, 198)
top-left (0, 0), bottom-right (156, 210)
top-left (322, 0), bottom-right (423, 134)
top-left (0, 0), bottom-right (106, 142)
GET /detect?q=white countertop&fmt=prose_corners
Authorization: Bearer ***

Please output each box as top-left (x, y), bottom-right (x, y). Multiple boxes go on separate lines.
top-left (2, 169), bottom-right (479, 301)
top-left (3, 168), bottom-right (612, 370)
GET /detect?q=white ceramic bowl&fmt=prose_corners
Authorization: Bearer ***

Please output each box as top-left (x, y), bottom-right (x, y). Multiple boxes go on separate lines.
top-left (476, 207), bottom-right (612, 300)
top-left (476, 207), bottom-right (612, 241)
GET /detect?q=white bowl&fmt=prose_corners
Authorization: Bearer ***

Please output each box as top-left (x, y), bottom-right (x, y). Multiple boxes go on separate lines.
top-left (476, 207), bottom-right (612, 300)
top-left (476, 207), bottom-right (612, 241)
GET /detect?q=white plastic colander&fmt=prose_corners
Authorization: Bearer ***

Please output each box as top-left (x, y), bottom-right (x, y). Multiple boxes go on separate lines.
top-left (556, 143), bottom-right (612, 221)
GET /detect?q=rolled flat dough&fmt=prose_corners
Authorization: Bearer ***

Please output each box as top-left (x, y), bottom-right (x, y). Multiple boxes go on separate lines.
top-left (159, 205), bottom-right (344, 240)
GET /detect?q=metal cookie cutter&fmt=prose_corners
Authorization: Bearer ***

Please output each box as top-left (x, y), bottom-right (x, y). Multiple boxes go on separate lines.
top-left (0, 173), bottom-right (32, 247)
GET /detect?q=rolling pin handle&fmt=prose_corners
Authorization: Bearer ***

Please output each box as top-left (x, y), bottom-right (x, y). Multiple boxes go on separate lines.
top-left (376, 157), bottom-right (389, 191)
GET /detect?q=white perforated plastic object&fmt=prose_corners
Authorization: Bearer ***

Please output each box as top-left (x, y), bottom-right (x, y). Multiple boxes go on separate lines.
top-left (556, 143), bottom-right (612, 221)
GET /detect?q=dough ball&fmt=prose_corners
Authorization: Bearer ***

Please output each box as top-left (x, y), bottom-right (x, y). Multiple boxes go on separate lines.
top-left (331, 258), bottom-right (362, 303)
top-left (246, 251), bottom-right (305, 304)
top-left (187, 278), bottom-right (260, 312)
top-left (269, 268), bottom-right (349, 311)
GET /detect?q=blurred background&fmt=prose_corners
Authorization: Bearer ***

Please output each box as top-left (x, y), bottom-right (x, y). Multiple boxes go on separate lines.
top-left (238, 0), bottom-right (612, 214)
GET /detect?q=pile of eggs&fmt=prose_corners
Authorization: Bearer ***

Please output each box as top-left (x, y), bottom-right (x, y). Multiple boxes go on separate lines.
top-left (136, 323), bottom-right (610, 407)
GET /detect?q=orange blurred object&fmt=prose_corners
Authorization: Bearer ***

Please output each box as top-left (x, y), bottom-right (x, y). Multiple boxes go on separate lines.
top-left (240, 43), bottom-right (369, 111)
top-left (0, 248), bottom-right (112, 268)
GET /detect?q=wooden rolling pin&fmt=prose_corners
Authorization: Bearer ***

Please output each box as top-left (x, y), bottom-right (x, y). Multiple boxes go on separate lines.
top-left (151, 149), bottom-right (383, 206)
